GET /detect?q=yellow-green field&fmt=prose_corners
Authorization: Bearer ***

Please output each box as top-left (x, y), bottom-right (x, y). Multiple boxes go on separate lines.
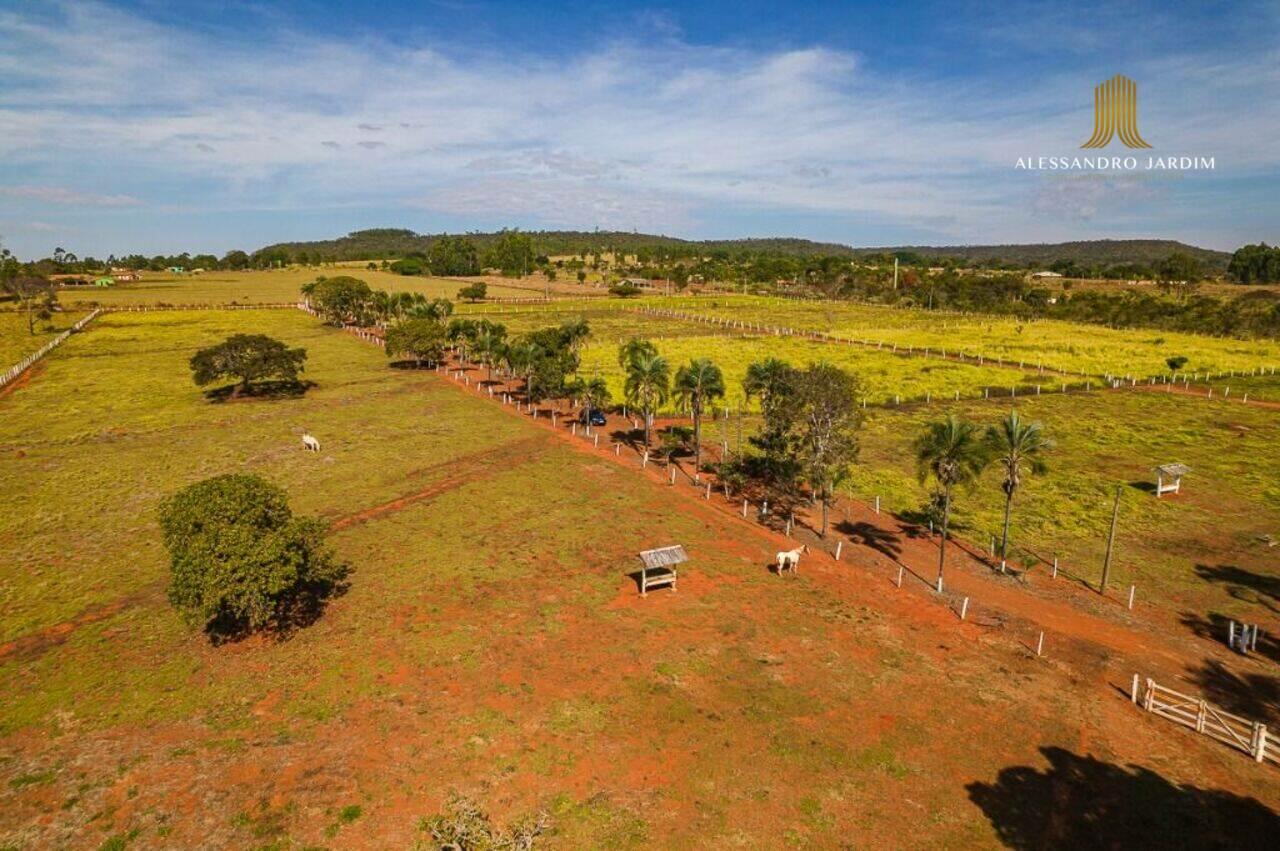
top-left (57, 266), bottom-right (535, 308)
top-left (0, 310), bottom-right (89, 367)
top-left (638, 294), bottom-right (1280, 379)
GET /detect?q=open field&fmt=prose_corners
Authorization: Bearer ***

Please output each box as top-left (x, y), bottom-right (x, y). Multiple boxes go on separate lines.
top-left (2, 305), bottom-right (1278, 848)
top-left (0, 310), bottom-right (89, 368)
top-left (835, 390), bottom-right (1280, 630)
top-left (56, 267), bottom-right (536, 308)
top-left (453, 304), bottom-right (1064, 409)
top-left (640, 295), bottom-right (1280, 378)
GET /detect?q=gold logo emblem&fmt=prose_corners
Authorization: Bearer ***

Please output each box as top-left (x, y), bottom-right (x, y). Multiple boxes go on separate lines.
top-left (1081, 74), bottom-right (1151, 149)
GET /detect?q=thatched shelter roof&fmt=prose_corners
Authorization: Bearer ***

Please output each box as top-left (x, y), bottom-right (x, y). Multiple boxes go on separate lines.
top-left (1155, 463), bottom-right (1191, 477)
top-left (638, 545), bottom-right (688, 570)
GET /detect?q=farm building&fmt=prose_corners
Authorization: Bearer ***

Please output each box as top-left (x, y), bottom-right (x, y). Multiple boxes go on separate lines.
top-left (1030, 270), bottom-right (1064, 279)
top-left (167, 266), bottom-right (186, 274)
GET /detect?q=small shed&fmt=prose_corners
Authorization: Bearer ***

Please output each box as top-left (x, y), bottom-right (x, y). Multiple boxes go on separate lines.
top-left (636, 545), bottom-right (686, 596)
top-left (1155, 463), bottom-right (1191, 497)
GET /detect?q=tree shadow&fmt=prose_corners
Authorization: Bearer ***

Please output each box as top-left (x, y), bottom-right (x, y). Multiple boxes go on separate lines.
top-left (203, 379), bottom-right (315, 402)
top-left (1184, 659), bottom-right (1280, 726)
top-left (967, 746), bottom-right (1280, 849)
top-left (834, 520), bottom-right (902, 560)
top-left (1194, 564), bottom-right (1280, 614)
top-left (388, 359), bottom-right (441, 370)
top-left (205, 575), bottom-right (351, 645)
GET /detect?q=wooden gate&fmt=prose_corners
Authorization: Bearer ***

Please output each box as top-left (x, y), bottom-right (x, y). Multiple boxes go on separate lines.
top-left (1139, 677), bottom-right (1276, 766)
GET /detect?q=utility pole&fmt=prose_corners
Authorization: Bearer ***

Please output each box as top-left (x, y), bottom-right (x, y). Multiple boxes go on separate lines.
top-left (1100, 486), bottom-right (1121, 592)
top-left (893, 256), bottom-right (899, 290)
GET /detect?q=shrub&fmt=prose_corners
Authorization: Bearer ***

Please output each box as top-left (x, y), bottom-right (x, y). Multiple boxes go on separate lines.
top-left (159, 474), bottom-right (347, 636)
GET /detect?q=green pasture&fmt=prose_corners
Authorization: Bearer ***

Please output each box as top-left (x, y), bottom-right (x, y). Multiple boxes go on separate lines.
top-left (835, 390), bottom-right (1280, 622)
top-left (0, 310), bottom-right (89, 368)
top-left (640, 294), bottom-right (1280, 379)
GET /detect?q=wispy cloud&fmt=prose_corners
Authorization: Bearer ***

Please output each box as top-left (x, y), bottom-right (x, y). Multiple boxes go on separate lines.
top-left (0, 0), bottom-right (1276, 253)
top-left (0, 185), bottom-right (142, 207)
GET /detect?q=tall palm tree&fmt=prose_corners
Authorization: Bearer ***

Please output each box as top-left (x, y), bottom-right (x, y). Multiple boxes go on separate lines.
top-left (985, 410), bottom-right (1052, 568)
top-left (913, 415), bottom-right (989, 592)
top-left (624, 352), bottom-right (670, 448)
top-left (674, 359), bottom-right (726, 476)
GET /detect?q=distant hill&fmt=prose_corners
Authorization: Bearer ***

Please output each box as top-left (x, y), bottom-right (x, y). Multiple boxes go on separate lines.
top-left (255, 230), bottom-right (1230, 270)
top-left (851, 239), bottom-right (1232, 271)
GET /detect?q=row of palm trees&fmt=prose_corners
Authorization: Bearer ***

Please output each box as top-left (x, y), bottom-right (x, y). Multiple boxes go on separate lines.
top-left (618, 340), bottom-right (726, 475)
top-left (914, 411), bottom-right (1053, 592)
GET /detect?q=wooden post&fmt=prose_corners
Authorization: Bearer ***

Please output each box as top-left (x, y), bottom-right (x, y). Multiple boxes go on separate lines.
top-left (614, 443), bottom-right (621, 455)
top-left (960, 597), bottom-right (969, 620)
top-left (896, 565), bottom-right (904, 587)
top-left (1229, 619), bottom-right (1236, 648)
top-left (1127, 585), bottom-right (1135, 610)
top-left (1196, 700), bottom-right (1208, 733)
top-left (669, 466), bottom-right (676, 485)
top-left (835, 541), bottom-right (843, 560)
top-left (1130, 673), bottom-right (1140, 704)
top-left (594, 434), bottom-right (600, 449)
top-left (1035, 631), bottom-right (1044, 657)
top-left (1254, 724), bottom-right (1268, 763)
top-left (874, 496), bottom-right (880, 515)
top-left (1051, 557), bottom-right (1058, 579)
top-left (785, 517), bottom-right (792, 537)
top-left (742, 499), bottom-right (748, 517)
top-left (1100, 486), bottom-right (1121, 592)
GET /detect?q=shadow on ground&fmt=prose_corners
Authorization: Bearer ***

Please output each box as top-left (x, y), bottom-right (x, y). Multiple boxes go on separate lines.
top-left (967, 746), bottom-right (1280, 849)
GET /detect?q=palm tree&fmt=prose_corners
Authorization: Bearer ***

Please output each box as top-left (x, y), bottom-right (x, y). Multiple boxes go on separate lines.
top-left (624, 352), bottom-right (670, 448)
top-left (743, 357), bottom-right (792, 411)
top-left (472, 322), bottom-right (508, 382)
top-left (617, 338), bottom-right (657, 369)
top-left (578, 376), bottom-right (610, 422)
top-left (913, 415), bottom-right (989, 592)
top-left (674, 358), bottom-right (725, 477)
top-left (506, 339), bottom-right (541, 397)
top-left (985, 410), bottom-right (1052, 569)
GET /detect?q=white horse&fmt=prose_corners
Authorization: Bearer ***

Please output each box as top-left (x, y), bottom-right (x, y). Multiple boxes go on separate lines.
top-left (775, 544), bottom-right (808, 576)
top-left (301, 433), bottom-right (321, 453)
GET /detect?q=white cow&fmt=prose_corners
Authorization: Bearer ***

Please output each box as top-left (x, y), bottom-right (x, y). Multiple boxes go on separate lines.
top-left (775, 544), bottom-right (808, 576)
top-left (301, 433), bottom-right (321, 453)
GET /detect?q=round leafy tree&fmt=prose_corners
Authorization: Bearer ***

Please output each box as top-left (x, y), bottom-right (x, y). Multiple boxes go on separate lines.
top-left (158, 474), bottom-right (347, 636)
top-left (189, 334), bottom-right (306, 396)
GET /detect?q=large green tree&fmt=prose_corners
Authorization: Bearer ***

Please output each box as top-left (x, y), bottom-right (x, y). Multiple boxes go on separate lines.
top-left (385, 319), bottom-right (447, 367)
top-left (189, 334), bottom-right (307, 396)
top-left (790, 364), bottom-right (864, 537)
top-left (427, 235), bottom-right (481, 276)
top-left (303, 276), bottom-right (374, 325)
top-left (158, 474), bottom-right (347, 635)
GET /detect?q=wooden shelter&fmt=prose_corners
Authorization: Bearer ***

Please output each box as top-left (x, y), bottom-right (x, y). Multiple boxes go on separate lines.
top-left (637, 545), bottom-right (686, 596)
top-left (1155, 463), bottom-right (1191, 497)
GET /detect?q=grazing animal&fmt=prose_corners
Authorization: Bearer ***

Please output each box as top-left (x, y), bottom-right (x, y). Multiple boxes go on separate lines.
top-left (775, 544), bottom-right (809, 576)
top-left (301, 433), bottom-right (320, 453)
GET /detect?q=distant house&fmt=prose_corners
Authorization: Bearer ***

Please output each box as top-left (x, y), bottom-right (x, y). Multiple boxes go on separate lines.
top-left (111, 268), bottom-right (140, 281)
top-left (167, 266), bottom-right (186, 274)
top-left (191, 268), bottom-right (206, 274)
top-left (1030, 270), bottom-right (1063, 279)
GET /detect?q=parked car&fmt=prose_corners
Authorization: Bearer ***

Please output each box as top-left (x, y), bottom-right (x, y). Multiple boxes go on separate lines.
top-left (579, 408), bottom-right (607, 426)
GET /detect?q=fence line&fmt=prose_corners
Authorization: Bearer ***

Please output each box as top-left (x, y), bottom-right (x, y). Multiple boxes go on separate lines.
top-left (0, 309), bottom-right (102, 390)
top-left (1136, 676), bottom-right (1277, 766)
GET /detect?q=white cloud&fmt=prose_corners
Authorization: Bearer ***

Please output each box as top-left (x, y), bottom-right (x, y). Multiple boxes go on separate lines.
top-left (0, 185), bottom-right (142, 207)
top-left (0, 1), bottom-right (1275, 249)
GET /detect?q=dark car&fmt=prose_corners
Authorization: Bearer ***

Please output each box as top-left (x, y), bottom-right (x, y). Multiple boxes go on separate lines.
top-left (579, 408), bottom-right (608, 427)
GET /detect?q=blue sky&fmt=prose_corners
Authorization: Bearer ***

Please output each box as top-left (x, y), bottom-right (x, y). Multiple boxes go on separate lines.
top-left (1, 0), bottom-right (1278, 257)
